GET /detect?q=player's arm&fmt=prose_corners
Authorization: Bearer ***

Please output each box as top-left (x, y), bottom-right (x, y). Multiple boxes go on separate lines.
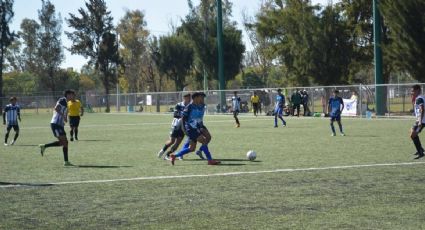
top-left (80, 102), bottom-right (84, 116)
top-left (2, 109), bottom-right (6, 125)
top-left (419, 100), bottom-right (425, 128)
top-left (339, 98), bottom-right (344, 114)
top-left (327, 99), bottom-right (331, 114)
top-left (17, 107), bottom-right (21, 122)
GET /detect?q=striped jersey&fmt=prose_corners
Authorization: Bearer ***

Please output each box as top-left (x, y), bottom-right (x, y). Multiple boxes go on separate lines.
top-left (415, 95), bottom-right (425, 124)
top-left (171, 101), bottom-right (187, 128)
top-left (4, 104), bottom-right (20, 125)
top-left (51, 97), bottom-right (68, 127)
top-left (231, 96), bottom-right (241, 111)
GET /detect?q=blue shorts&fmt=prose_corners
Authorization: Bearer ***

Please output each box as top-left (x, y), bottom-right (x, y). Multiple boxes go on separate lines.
top-left (274, 107), bottom-right (283, 116)
top-left (185, 125), bottom-right (207, 142)
top-left (330, 114), bottom-right (341, 121)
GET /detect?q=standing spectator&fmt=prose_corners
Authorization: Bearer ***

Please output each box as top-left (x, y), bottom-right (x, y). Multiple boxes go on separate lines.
top-left (251, 92), bottom-right (260, 116)
top-left (302, 90), bottom-right (310, 116)
top-left (291, 90), bottom-right (302, 117)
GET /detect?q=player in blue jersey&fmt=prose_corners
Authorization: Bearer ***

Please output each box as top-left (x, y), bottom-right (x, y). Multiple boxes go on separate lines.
top-left (410, 85), bottom-right (425, 159)
top-left (3, 97), bottom-right (21, 146)
top-left (170, 92), bottom-right (220, 165)
top-left (157, 93), bottom-right (197, 160)
top-left (39, 90), bottom-right (74, 166)
top-left (328, 90), bottom-right (345, 136)
top-left (231, 91), bottom-right (241, 128)
top-left (274, 89), bottom-right (287, 128)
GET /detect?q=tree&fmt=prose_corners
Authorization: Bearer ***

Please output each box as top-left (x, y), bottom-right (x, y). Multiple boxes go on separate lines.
top-left (0, 0), bottom-right (16, 107)
top-left (380, 0), bottom-right (425, 82)
top-left (36, 0), bottom-right (64, 94)
top-left (19, 18), bottom-right (39, 72)
top-left (179, 0), bottom-right (245, 89)
top-left (66, 0), bottom-right (116, 112)
top-left (117, 10), bottom-right (149, 93)
top-left (158, 34), bottom-right (194, 91)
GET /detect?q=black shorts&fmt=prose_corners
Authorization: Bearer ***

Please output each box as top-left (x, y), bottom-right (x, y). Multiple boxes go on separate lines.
top-left (252, 103), bottom-right (259, 110)
top-left (69, 116), bottom-right (81, 127)
top-left (233, 110), bottom-right (239, 116)
top-left (412, 122), bottom-right (425, 133)
top-left (6, 125), bottom-right (19, 132)
top-left (170, 126), bottom-right (185, 138)
top-left (51, 123), bottom-right (66, 137)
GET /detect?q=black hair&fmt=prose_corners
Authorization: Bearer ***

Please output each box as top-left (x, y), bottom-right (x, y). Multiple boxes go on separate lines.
top-left (9, 96), bottom-right (17, 102)
top-left (412, 85), bottom-right (421, 92)
top-left (334, 90), bottom-right (339, 94)
top-left (64, 89), bottom-right (75, 97)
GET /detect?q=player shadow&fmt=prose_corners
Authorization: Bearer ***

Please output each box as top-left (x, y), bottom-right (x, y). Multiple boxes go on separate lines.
top-left (75, 165), bottom-right (132, 168)
top-left (215, 158), bottom-right (262, 163)
top-left (0, 181), bottom-right (53, 187)
top-left (11, 144), bottom-right (39, 147)
top-left (74, 139), bottom-right (112, 142)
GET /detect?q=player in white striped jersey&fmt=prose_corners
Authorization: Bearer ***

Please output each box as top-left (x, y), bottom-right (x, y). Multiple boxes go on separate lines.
top-left (39, 90), bottom-right (74, 166)
top-left (410, 85), bottom-right (425, 159)
top-left (231, 91), bottom-right (241, 128)
top-left (3, 97), bottom-right (21, 146)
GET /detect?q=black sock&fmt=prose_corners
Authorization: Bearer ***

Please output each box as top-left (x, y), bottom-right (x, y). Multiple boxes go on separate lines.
top-left (70, 130), bottom-right (74, 138)
top-left (5, 133), bottom-right (9, 143)
top-left (13, 133), bottom-right (19, 141)
top-left (45, 141), bottom-right (61, 148)
top-left (74, 129), bottom-right (78, 138)
top-left (63, 147), bottom-right (68, 161)
top-left (413, 136), bottom-right (423, 153)
top-left (162, 144), bottom-right (169, 152)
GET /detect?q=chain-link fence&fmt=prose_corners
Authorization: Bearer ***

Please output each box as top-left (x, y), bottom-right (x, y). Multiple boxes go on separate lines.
top-left (1, 83), bottom-right (422, 117)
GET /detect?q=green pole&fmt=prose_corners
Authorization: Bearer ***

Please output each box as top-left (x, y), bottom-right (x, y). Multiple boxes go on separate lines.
top-left (217, 0), bottom-right (225, 111)
top-left (373, 0), bottom-right (384, 115)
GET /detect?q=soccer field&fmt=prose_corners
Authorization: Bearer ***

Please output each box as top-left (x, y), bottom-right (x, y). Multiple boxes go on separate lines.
top-left (1, 113), bottom-right (425, 229)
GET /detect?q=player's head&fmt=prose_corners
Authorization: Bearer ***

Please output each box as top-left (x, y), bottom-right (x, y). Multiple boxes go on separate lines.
top-left (234, 91), bottom-right (238, 96)
top-left (277, 89), bottom-right (282, 94)
top-left (333, 90), bottom-right (339, 97)
top-left (253, 91), bottom-right (257, 96)
top-left (183, 93), bottom-right (191, 103)
top-left (192, 92), bottom-right (206, 104)
top-left (64, 89), bottom-right (75, 101)
top-left (9, 96), bottom-right (17, 105)
top-left (411, 85), bottom-right (422, 97)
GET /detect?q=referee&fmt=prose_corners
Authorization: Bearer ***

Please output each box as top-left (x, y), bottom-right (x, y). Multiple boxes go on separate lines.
top-left (251, 92), bottom-right (260, 116)
top-left (67, 91), bottom-right (84, 141)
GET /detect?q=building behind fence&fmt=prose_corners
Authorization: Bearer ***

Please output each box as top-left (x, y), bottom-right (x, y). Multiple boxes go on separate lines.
top-left (1, 83), bottom-right (421, 117)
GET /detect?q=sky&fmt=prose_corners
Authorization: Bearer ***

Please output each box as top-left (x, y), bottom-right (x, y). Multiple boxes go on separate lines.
top-left (10, 0), bottom-right (332, 71)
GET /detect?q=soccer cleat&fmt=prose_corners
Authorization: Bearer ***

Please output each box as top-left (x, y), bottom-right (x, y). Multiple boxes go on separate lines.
top-left (39, 144), bottom-right (46, 156)
top-left (157, 149), bottom-right (165, 158)
top-left (235, 124), bottom-right (240, 128)
top-left (178, 156), bottom-right (183, 160)
top-left (4, 143), bottom-right (8, 146)
top-left (170, 155), bottom-right (176, 165)
top-left (70, 137), bottom-right (74, 142)
top-left (10, 140), bottom-right (15, 145)
top-left (196, 150), bottom-right (205, 160)
top-left (331, 133), bottom-right (336, 137)
top-left (64, 161), bottom-right (74, 166)
top-left (274, 125), bottom-right (278, 128)
top-left (164, 155), bottom-right (170, 161)
top-left (414, 152), bottom-right (424, 160)
top-left (341, 133), bottom-right (346, 136)
top-left (75, 137), bottom-right (78, 141)
top-left (208, 160), bottom-right (221, 165)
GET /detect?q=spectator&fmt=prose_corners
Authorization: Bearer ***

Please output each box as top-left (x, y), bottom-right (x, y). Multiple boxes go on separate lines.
top-left (302, 90), bottom-right (310, 116)
top-left (291, 90), bottom-right (302, 117)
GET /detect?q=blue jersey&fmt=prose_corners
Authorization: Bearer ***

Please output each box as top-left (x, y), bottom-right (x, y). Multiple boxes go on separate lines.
top-left (183, 103), bottom-right (205, 129)
top-left (4, 104), bottom-right (20, 125)
top-left (329, 96), bottom-right (344, 116)
top-left (275, 94), bottom-right (285, 110)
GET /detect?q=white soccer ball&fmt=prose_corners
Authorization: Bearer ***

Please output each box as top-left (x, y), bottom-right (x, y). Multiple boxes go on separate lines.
top-left (246, 150), bottom-right (257, 161)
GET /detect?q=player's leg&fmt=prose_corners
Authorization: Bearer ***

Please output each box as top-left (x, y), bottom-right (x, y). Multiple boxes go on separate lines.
top-left (4, 126), bottom-right (12, 145)
top-left (233, 111), bottom-right (240, 127)
top-left (337, 118), bottom-right (345, 136)
top-left (11, 125), bottom-right (19, 145)
top-left (296, 104), bottom-right (300, 117)
top-left (158, 132), bottom-right (176, 158)
top-left (58, 134), bottom-right (72, 166)
top-left (165, 136), bottom-right (183, 159)
top-left (74, 117), bottom-right (80, 140)
top-left (39, 124), bottom-right (63, 156)
top-left (411, 124), bottom-right (424, 159)
top-left (278, 108), bottom-right (286, 126)
top-left (171, 128), bottom-right (199, 165)
top-left (330, 118), bottom-right (336, 136)
top-left (198, 128), bottom-right (220, 165)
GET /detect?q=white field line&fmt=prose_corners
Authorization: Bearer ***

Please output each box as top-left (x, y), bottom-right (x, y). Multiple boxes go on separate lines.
top-left (1, 161), bottom-right (424, 188)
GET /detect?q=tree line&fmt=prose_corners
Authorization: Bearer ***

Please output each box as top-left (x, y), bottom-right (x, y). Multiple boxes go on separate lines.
top-left (1, 0), bottom-right (424, 110)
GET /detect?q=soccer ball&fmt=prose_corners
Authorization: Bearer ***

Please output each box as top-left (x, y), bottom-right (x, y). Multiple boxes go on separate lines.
top-left (246, 150), bottom-right (257, 161)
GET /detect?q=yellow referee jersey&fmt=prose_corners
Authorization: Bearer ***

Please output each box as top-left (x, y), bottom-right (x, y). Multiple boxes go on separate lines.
top-left (251, 95), bottom-right (260, 103)
top-left (68, 100), bottom-right (82, 116)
